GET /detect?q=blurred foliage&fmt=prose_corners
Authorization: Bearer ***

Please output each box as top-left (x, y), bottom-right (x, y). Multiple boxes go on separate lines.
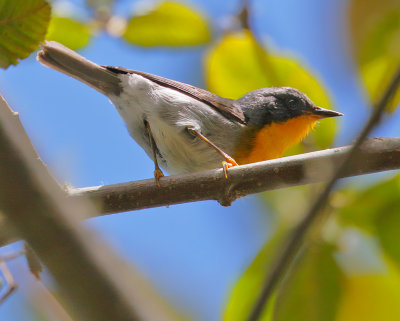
top-left (46, 16), bottom-right (90, 50)
top-left (376, 208), bottom-right (400, 267)
top-left (0, 0), bottom-right (51, 68)
top-left (123, 2), bottom-right (211, 47)
top-left (274, 243), bottom-right (344, 321)
top-left (337, 174), bottom-right (400, 267)
top-left (349, 0), bottom-right (400, 111)
top-left (224, 235), bottom-right (344, 321)
top-left (205, 30), bottom-right (336, 150)
top-left (336, 262), bottom-right (400, 321)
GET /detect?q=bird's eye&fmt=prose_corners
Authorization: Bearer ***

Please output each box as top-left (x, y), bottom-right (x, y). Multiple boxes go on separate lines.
top-left (288, 99), bottom-right (296, 104)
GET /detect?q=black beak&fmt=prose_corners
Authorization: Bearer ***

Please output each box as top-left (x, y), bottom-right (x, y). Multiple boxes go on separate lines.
top-left (310, 106), bottom-right (343, 118)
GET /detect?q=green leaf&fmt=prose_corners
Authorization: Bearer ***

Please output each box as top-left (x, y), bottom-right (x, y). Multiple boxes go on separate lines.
top-left (205, 31), bottom-right (337, 149)
top-left (0, 0), bottom-right (51, 68)
top-left (123, 1), bottom-right (211, 47)
top-left (46, 16), bottom-right (90, 50)
top-left (273, 243), bottom-right (344, 321)
top-left (349, 0), bottom-right (400, 111)
top-left (375, 204), bottom-right (400, 267)
top-left (223, 232), bottom-right (284, 321)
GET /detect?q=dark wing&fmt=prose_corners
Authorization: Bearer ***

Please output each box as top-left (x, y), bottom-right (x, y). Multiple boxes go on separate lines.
top-left (104, 66), bottom-right (246, 124)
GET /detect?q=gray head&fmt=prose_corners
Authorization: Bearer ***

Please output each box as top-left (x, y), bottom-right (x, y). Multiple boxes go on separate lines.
top-left (237, 87), bottom-right (342, 127)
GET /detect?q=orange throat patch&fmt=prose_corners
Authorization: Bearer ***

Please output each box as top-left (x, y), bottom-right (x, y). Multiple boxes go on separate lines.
top-left (234, 115), bottom-right (319, 165)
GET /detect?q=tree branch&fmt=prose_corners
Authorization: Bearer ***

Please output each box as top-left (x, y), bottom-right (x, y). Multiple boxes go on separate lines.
top-left (0, 94), bottom-right (177, 321)
top-left (1, 136), bottom-right (399, 249)
top-left (68, 136), bottom-right (400, 215)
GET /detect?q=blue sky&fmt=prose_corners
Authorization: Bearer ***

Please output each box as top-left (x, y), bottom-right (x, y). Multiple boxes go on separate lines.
top-left (0, 0), bottom-right (399, 320)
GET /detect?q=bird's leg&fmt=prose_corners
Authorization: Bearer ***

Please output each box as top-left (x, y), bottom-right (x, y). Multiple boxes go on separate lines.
top-left (187, 126), bottom-right (238, 179)
top-left (144, 120), bottom-right (164, 186)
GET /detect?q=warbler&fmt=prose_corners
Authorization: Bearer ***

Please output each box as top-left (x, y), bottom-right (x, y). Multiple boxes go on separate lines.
top-left (37, 41), bottom-right (342, 182)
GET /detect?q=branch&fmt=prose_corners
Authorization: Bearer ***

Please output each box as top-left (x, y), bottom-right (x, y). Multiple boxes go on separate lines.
top-left (0, 94), bottom-right (177, 321)
top-left (246, 65), bottom-right (400, 321)
top-left (1, 137), bottom-right (399, 249)
top-left (68, 136), bottom-right (400, 215)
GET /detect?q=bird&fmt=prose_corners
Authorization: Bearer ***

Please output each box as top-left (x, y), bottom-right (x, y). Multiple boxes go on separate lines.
top-left (37, 41), bottom-right (342, 183)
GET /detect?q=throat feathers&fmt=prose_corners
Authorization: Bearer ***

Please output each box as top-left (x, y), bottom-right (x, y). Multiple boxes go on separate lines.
top-left (234, 115), bottom-right (319, 164)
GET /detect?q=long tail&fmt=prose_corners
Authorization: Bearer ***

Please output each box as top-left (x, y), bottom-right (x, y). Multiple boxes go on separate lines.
top-left (37, 41), bottom-right (121, 96)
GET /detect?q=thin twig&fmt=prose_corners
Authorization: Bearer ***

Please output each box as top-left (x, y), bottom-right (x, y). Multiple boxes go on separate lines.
top-left (0, 249), bottom-right (25, 261)
top-left (246, 66), bottom-right (400, 321)
top-left (0, 261), bottom-right (17, 305)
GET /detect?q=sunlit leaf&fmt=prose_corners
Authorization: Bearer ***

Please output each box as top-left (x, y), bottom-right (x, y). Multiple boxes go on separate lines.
top-left (336, 264), bottom-right (400, 321)
top-left (206, 31), bottom-right (271, 99)
top-left (0, 0), bottom-right (51, 68)
top-left (123, 1), bottom-right (211, 47)
top-left (205, 31), bottom-right (337, 149)
top-left (46, 16), bottom-right (90, 50)
top-left (274, 243), bottom-right (344, 321)
top-left (349, 0), bottom-right (400, 111)
top-left (223, 232), bottom-right (284, 321)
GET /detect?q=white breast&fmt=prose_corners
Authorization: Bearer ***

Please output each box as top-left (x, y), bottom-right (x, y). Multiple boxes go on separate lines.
top-left (108, 73), bottom-right (240, 174)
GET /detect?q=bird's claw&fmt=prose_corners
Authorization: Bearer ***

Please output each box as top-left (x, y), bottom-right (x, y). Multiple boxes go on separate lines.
top-left (154, 168), bottom-right (164, 187)
top-left (222, 157), bottom-right (238, 179)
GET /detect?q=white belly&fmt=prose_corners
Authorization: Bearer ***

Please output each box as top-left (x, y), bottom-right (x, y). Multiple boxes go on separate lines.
top-left (109, 73), bottom-right (240, 174)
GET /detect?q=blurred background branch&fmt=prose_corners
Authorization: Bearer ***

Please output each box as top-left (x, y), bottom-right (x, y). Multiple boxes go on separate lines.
top-left (246, 65), bottom-right (400, 321)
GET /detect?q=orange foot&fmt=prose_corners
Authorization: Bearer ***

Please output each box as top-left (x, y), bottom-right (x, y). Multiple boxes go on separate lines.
top-left (222, 156), bottom-right (239, 179)
top-left (154, 168), bottom-right (164, 187)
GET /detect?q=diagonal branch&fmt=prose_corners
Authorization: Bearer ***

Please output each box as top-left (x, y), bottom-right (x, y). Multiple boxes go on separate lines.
top-left (246, 66), bottom-right (400, 321)
top-left (0, 94), bottom-right (178, 321)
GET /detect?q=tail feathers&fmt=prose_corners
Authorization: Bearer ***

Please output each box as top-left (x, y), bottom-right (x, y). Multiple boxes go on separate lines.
top-left (37, 41), bottom-right (121, 96)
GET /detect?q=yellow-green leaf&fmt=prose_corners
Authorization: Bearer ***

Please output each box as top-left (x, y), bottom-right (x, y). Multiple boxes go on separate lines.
top-left (123, 2), bottom-right (211, 47)
top-left (0, 0), bottom-right (51, 68)
top-left (349, 0), bottom-right (400, 111)
top-left (336, 264), bottom-right (400, 321)
top-left (274, 243), bottom-right (344, 321)
top-left (46, 17), bottom-right (90, 50)
top-left (205, 31), bottom-right (337, 149)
